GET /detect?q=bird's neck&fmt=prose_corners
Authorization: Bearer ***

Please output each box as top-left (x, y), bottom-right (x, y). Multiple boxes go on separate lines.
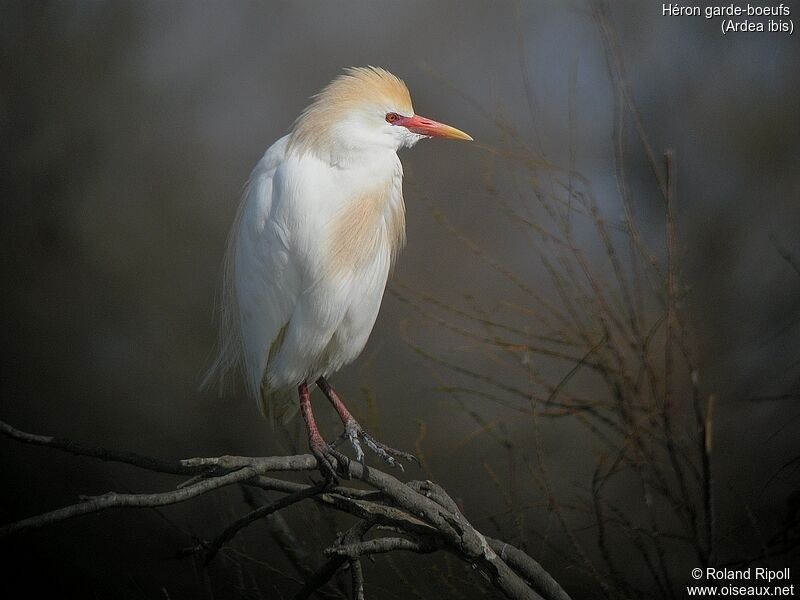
top-left (289, 124), bottom-right (400, 169)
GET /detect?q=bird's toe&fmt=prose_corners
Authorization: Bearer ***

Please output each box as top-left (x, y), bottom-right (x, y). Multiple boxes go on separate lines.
top-left (348, 432), bottom-right (366, 464)
top-left (353, 429), bottom-right (415, 471)
top-left (310, 438), bottom-right (350, 482)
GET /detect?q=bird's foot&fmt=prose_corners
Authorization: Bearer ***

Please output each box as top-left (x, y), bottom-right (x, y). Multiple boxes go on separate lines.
top-left (330, 419), bottom-right (418, 472)
top-left (309, 433), bottom-right (351, 483)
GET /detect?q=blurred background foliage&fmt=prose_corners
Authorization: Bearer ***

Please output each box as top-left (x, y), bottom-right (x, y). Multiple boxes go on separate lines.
top-left (1, 1), bottom-right (798, 598)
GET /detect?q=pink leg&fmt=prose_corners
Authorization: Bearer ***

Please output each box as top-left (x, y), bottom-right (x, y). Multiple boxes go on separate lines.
top-left (316, 377), bottom-right (355, 425)
top-left (298, 381), bottom-right (349, 481)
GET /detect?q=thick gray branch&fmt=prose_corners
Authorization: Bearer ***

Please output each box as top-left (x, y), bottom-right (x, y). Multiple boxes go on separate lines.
top-left (325, 536), bottom-right (441, 559)
top-left (488, 537), bottom-right (572, 600)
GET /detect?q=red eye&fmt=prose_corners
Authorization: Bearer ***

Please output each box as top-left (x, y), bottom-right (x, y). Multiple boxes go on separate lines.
top-left (385, 112), bottom-right (400, 123)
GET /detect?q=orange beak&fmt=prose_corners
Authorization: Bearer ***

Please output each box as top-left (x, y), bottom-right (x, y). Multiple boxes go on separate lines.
top-left (394, 114), bottom-right (473, 141)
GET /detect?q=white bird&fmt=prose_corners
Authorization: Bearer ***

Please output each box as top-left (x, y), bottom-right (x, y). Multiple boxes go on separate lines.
top-left (206, 66), bottom-right (472, 479)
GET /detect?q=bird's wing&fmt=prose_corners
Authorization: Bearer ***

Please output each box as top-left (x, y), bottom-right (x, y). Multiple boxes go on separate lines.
top-left (202, 135), bottom-right (298, 416)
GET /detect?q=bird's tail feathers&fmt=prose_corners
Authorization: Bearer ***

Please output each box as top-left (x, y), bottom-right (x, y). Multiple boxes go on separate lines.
top-left (200, 177), bottom-right (252, 397)
top-left (199, 267), bottom-right (244, 397)
top-left (199, 326), bottom-right (242, 396)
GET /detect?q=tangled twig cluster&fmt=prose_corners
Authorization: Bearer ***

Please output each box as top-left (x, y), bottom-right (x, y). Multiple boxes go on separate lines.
top-left (0, 419), bottom-right (571, 600)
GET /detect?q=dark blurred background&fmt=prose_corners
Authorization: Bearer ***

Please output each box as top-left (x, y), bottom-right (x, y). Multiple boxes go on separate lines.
top-left (1, 1), bottom-right (798, 598)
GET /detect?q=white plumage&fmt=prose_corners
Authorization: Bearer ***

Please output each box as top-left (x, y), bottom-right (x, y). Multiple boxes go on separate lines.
top-left (230, 133), bottom-right (405, 414)
top-left (205, 67), bottom-right (471, 472)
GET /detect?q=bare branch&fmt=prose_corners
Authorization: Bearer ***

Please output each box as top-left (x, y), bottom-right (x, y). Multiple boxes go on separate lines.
top-left (350, 558), bottom-right (365, 600)
top-left (487, 537), bottom-right (572, 600)
top-left (325, 537), bottom-right (441, 559)
top-left (1, 464), bottom-right (261, 537)
top-left (193, 484), bottom-right (325, 564)
top-left (0, 419), bottom-right (194, 475)
top-left (0, 419), bottom-right (570, 600)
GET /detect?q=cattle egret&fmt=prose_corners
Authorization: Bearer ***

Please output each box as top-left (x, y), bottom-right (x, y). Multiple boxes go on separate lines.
top-left (206, 66), bottom-right (472, 480)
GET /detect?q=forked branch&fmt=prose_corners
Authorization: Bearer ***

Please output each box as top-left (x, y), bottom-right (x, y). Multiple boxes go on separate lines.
top-left (0, 419), bottom-right (571, 600)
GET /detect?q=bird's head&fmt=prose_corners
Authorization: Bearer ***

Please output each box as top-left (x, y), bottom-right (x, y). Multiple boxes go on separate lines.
top-left (289, 66), bottom-right (472, 164)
